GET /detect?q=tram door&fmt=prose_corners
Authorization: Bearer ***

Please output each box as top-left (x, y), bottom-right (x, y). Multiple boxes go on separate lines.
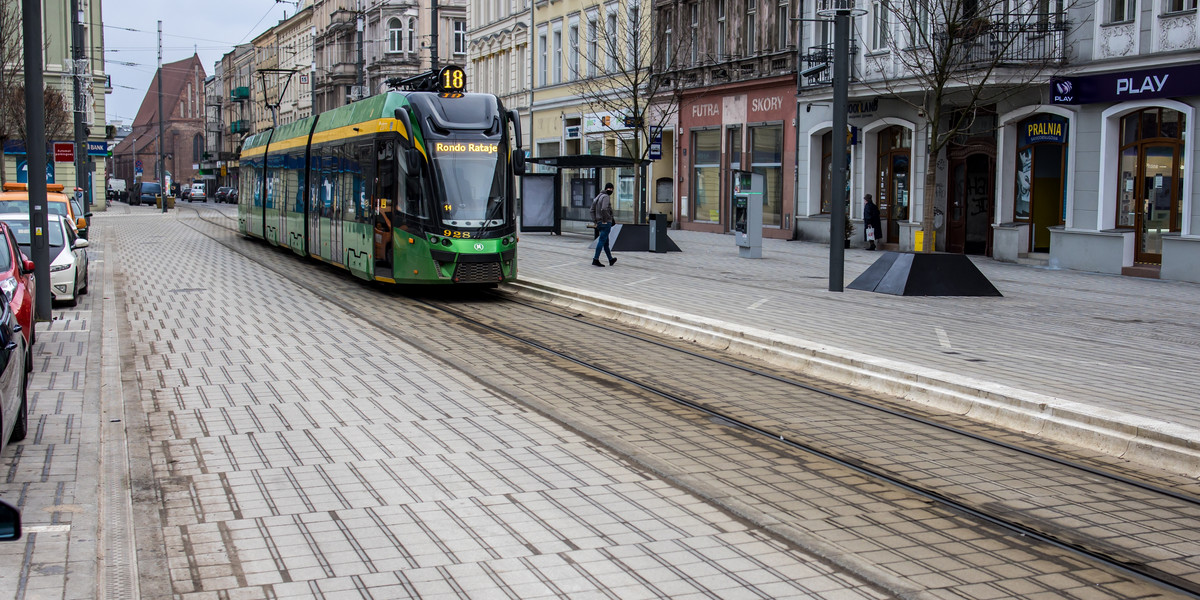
top-left (329, 144), bottom-right (344, 266)
top-left (373, 140), bottom-right (396, 278)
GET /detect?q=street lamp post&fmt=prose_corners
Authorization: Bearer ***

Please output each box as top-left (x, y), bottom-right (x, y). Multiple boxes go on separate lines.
top-left (816, 0), bottom-right (865, 292)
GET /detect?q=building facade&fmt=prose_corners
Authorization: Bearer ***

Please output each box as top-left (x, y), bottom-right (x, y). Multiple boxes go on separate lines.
top-left (654, 0), bottom-right (800, 238)
top-left (785, 0), bottom-right (1200, 282)
top-left (529, 0), bottom-right (677, 228)
top-left (275, 5), bottom-right (315, 126)
top-left (1, 0), bottom-right (110, 209)
top-left (466, 0), bottom-right (531, 148)
top-left (110, 55), bottom-right (208, 190)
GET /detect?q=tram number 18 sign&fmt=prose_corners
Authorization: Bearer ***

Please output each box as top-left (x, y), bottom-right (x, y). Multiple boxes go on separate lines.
top-left (439, 65), bottom-right (466, 94)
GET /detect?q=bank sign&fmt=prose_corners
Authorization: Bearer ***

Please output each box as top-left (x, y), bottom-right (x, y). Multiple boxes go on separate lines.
top-left (1051, 63), bottom-right (1200, 104)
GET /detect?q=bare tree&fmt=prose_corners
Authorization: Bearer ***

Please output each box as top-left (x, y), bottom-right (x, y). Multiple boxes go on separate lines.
top-left (569, 0), bottom-right (687, 223)
top-left (0, 0), bottom-right (23, 184)
top-left (858, 0), bottom-right (1075, 250)
top-left (0, 0), bottom-right (73, 185)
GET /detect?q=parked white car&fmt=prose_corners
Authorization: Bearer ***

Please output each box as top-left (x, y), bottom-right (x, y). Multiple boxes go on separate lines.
top-left (0, 214), bottom-right (89, 306)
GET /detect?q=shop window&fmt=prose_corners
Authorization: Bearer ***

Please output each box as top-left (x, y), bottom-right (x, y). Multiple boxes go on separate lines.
top-left (692, 129), bottom-right (721, 222)
top-left (751, 125), bottom-right (783, 227)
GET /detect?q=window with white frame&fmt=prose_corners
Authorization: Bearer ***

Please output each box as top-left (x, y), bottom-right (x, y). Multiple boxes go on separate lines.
top-left (777, 0), bottom-right (790, 50)
top-left (871, 0), bottom-right (890, 50)
top-left (746, 0), bottom-right (757, 55)
top-left (553, 22), bottom-right (563, 83)
top-left (606, 8), bottom-right (618, 72)
top-left (663, 10), bottom-right (673, 69)
top-left (907, 0), bottom-right (930, 47)
top-left (569, 17), bottom-right (580, 80)
top-left (587, 12), bottom-right (598, 76)
top-left (1108, 0), bottom-right (1135, 22)
top-left (627, 4), bottom-right (640, 66)
top-left (1168, 0), bottom-right (1198, 11)
top-left (690, 3), bottom-right (698, 65)
top-left (407, 17), bottom-right (417, 53)
top-left (538, 27), bottom-right (548, 86)
top-left (388, 18), bottom-right (403, 53)
top-left (454, 20), bottom-right (466, 55)
top-left (717, 0), bottom-right (727, 60)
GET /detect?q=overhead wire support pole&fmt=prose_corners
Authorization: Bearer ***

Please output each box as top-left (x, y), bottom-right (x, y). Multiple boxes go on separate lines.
top-left (22, 0), bottom-right (52, 320)
top-left (158, 20), bottom-right (167, 213)
top-left (71, 0), bottom-right (87, 212)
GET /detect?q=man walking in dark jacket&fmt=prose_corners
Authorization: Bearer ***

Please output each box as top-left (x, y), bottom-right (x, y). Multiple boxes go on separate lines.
top-left (863, 194), bottom-right (882, 251)
top-left (590, 183), bottom-right (617, 266)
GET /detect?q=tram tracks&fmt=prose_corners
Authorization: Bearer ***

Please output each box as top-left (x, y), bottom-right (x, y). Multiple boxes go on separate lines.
top-left (178, 204), bottom-right (1200, 598)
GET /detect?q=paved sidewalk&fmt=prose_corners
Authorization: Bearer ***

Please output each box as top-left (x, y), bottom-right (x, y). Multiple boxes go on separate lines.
top-left (508, 228), bottom-right (1200, 477)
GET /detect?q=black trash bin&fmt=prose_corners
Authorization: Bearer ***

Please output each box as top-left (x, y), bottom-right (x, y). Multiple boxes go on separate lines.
top-left (649, 213), bottom-right (668, 253)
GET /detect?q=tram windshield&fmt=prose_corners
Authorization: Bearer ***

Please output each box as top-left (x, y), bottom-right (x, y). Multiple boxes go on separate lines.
top-left (430, 140), bottom-right (506, 229)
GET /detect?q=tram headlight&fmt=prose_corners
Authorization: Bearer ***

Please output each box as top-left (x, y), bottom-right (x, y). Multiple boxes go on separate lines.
top-left (441, 238), bottom-right (451, 246)
top-left (429, 236), bottom-right (439, 244)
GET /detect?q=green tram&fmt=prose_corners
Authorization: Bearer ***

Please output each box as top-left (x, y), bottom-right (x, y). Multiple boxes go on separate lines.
top-left (237, 66), bottom-right (525, 285)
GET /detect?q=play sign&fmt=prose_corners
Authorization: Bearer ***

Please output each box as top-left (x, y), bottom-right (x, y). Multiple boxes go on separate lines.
top-left (53, 142), bottom-right (74, 162)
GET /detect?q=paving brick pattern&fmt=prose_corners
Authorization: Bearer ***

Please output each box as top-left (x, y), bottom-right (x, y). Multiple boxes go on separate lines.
top-left (98, 208), bottom-right (885, 598)
top-left (177, 207), bottom-right (1188, 599)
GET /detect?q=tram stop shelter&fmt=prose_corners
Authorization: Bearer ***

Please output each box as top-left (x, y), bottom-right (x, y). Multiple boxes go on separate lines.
top-left (520, 155), bottom-right (679, 252)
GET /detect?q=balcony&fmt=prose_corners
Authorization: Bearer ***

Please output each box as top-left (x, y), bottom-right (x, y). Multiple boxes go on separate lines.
top-left (799, 43), bottom-right (860, 88)
top-left (933, 14), bottom-right (1068, 67)
top-left (230, 87), bottom-right (250, 101)
top-left (230, 120), bottom-right (250, 134)
top-left (654, 48), bottom-right (797, 91)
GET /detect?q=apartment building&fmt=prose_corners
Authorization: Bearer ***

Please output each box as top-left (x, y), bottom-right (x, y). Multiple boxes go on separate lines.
top-left (466, 0), bottom-right (532, 147)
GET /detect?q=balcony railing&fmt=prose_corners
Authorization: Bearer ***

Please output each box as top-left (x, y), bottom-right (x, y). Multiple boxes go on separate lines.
top-left (230, 120), bottom-right (250, 134)
top-left (799, 42), bottom-right (859, 88)
top-left (654, 48), bottom-right (797, 91)
top-left (933, 14), bottom-right (1068, 66)
top-left (230, 87), bottom-right (250, 101)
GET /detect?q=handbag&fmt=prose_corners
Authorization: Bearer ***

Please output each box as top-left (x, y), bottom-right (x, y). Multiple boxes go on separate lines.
top-left (866, 226), bottom-right (876, 241)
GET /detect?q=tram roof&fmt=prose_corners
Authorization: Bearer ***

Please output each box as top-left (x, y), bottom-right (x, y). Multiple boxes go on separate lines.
top-left (312, 93), bottom-right (409, 135)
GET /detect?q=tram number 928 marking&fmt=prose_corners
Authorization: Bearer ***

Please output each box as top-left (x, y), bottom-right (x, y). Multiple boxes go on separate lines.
top-left (443, 229), bottom-right (473, 239)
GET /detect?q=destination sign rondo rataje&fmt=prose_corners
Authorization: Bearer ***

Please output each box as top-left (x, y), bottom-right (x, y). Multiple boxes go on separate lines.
top-left (434, 142), bottom-right (499, 154)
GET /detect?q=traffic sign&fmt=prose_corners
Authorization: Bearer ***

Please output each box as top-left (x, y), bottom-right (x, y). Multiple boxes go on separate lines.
top-left (135, 159), bottom-right (143, 169)
top-left (53, 142), bottom-right (74, 162)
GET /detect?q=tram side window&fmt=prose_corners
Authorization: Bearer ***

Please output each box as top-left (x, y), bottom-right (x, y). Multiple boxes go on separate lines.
top-left (341, 143), bottom-right (357, 223)
top-left (292, 152), bottom-right (306, 213)
top-left (320, 146), bottom-right (335, 218)
top-left (396, 147), bottom-right (429, 220)
top-left (358, 144), bottom-right (374, 223)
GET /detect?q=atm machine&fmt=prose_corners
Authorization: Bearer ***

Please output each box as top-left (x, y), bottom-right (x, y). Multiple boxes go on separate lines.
top-left (731, 170), bottom-right (764, 259)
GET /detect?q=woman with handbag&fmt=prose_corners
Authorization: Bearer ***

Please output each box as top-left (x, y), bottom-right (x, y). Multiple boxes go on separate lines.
top-left (863, 194), bottom-right (882, 251)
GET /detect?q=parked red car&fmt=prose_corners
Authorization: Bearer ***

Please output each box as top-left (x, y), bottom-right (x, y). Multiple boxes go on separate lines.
top-left (0, 222), bottom-right (35, 355)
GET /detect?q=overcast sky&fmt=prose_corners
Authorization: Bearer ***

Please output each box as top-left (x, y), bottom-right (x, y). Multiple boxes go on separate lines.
top-left (102, 0), bottom-right (295, 125)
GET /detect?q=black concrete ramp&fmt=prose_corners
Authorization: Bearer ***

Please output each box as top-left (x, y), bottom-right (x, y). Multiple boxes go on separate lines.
top-left (848, 251), bottom-right (1002, 296)
top-left (589, 224), bottom-right (682, 252)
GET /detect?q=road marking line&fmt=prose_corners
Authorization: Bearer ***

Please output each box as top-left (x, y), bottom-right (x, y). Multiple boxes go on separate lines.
top-left (625, 277), bottom-right (657, 286)
top-left (25, 525), bottom-right (71, 533)
top-left (748, 298), bottom-right (770, 310)
top-left (935, 327), bottom-right (952, 349)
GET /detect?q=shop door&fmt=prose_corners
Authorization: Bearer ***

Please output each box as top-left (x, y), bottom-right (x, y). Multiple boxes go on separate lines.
top-left (947, 153), bottom-right (994, 255)
top-left (1136, 145), bottom-right (1178, 264)
top-left (876, 153), bottom-right (909, 243)
top-left (1029, 145), bottom-right (1064, 253)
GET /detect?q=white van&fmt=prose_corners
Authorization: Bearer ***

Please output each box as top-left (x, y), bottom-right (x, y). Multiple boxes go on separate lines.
top-left (189, 182), bottom-right (206, 202)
